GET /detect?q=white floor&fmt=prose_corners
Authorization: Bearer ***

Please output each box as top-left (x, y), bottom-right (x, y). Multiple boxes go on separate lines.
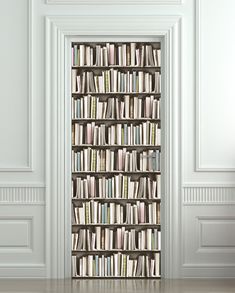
top-left (0, 279), bottom-right (234, 293)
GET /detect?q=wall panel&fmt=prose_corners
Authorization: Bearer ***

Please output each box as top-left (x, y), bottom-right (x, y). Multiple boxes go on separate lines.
top-left (196, 0), bottom-right (235, 171)
top-left (0, 0), bottom-right (32, 171)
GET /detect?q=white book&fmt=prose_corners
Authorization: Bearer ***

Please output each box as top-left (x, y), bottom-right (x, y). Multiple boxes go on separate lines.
top-left (147, 229), bottom-right (152, 250)
top-left (109, 229), bottom-right (113, 250)
top-left (120, 44), bottom-right (125, 66)
top-left (91, 232), bottom-right (96, 250)
top-left (140, 45), bottom-right (145, 67)
top-left (141, 230), bottom-right (145, 250)
top-left (82, 256), bottom-right (87, 276)
top-left (133, 259), bottom-right (137, 277)
top-left (78, 206), bottom-right (85, 224)
top-left (114, 253), bottom-right (119, 277)
top-left (72, 256), bottom-right (77, 277)
top-left (98, 257), bottom-right (102, 277)
top-left (130, 43), bottom-right (136, 66)
top-left (150, 259), bottom-right (155, 277)
top-left (86, 46), bottom-right (91, 66)
top-left (124, 95), bottom-right (130, 118)
top-left (157, 175), bottom-right (161, 198)
top-left (153, 49), bottom-right (158, 67)
top-left (158, 231), bottom-right (161, 250)
top-left (139, 71), bottom-right (143, 92)
top-left (113, 70), bottom-right (118, 92)
top-left (155, 253), bottom-right (160, 276)
top-left (152, 202), bottom-right (157, 224)
top-left (103, 47), bottom-right (108, 66)
top-left (86, 230), bottom-right (91, 251)
top-left (79, 45), bottom-right (85, 66)
top-left (79, 258), bottom-right (83, 276)
top-left (109, 203), bottom-right (115, 224)
top-left (71, 69), bottom-right (77, 93)
top-left (157, 49), bottom-right (161, 66)
top-left (96, 226), bottom-right (101, 250)
top-left (105, 228), bottom-right (110, 250)
top-left (146, 255), bottom-right (150, 277)
top-left (136, 49), bottom-right (140, 66)
top-left (90, 47), bottom-right (94, 66)
top-left (104, 257), bottom-right (108, 276)
top-left (109, 44), bottom-right (115, 65)
top-left (81, 72), bottom-right (86, 93)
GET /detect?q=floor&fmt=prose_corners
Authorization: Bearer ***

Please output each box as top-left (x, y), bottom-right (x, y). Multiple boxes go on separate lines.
top-left (0, 279), bottom-right (234, 293)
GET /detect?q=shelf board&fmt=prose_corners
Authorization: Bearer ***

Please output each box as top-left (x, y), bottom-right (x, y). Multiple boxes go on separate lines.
top-left (72, 171), bottom-right (161, 177)
top-left (72, 276), bottom-right (161, 279)
top-left (72, 224), bottom-right (160, 228)
top-left (72, 65), bottom-right (160, 70)
top-left (72, 250), bottom-right (160, 254)
top-left (72, 198), bottom-right (161, 203)
top-left (72, 92), bottom-right (161, 97)
top-left (72, 118), bottom-right (161, 124)
top-left (72, 145), bottom-right (161, 150)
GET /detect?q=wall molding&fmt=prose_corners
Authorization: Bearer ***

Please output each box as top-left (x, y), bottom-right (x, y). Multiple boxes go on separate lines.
top-left (195, 0), bottom-right (235, 172)
top-left (46, 0), bottom-right (183, 5)
top-left (0, 187), bottom-right (45, 205)
top-left (46, 14), bottom-right (182, 279)
top-left (0, 0), bottom-right (33, 172)
top-left (183, 186), bottom-right (235, 205)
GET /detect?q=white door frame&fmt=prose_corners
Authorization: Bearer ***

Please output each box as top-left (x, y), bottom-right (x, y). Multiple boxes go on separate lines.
top-left (45, 15), bottom-right (182, 279)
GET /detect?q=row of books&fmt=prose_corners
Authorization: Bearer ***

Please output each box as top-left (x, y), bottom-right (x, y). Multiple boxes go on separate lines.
top-left (72, 149), bottom-right (160, 172)
top-left (72, 253), bottom-right (160, 277)
top-left (72, 95), bottom-right (160, 120)
top-left (72, 174), bottom-right (161, 199)
top-left (72, 122), bottom-right (161, 146)
top-left (72, 70), bottom-right (161, 94)
top-left (72, 43), bottom-right (161, 67)
top-left (72, 201), bottom-right (160, 225)
top-left (72, 228), bottom-right (161, 251)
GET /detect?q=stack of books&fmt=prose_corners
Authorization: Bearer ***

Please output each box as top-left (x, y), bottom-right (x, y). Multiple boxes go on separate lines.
top-left (72, 200), bottom-right (160, 225)
top-left (72, 69), bottom-right (161, 94)
top-left (72, 43), bottom-right (161, 67)
top-left (71, 42), bottom-right (161, 278)
top-left (72, 252), bottom-right (160, 277)
top-left (72, 148), bottom-right (160, 172)
top-left (72, 227), bottom-right (161, 251)
top-left (72, 122), bottom-right (161, 146)
top-left (72, 174), bottom-right (161, 199)
top-left (72, 95), bottom-right (160, 119)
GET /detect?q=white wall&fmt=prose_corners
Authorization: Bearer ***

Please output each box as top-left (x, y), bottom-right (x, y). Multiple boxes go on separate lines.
top-left (0, 0), bottom-right (234, 278)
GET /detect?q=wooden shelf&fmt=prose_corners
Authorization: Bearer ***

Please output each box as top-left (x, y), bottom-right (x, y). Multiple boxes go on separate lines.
top-left (72, 65), bottom-right (160, 69)
top-left (72, 92), bottom-right (161, 97)
top-left (72, 118), bottom-right (160, 124)
top-left (72, 172), bottom-right (160, 178)
top-left (72, 250), bottom-right (160, 254)
top-left (72, 171), bottom-right (160, 174)
top-left (72, 145), bottom-right (161, 150)
top-left (72, 198), bottom-right (161, 203)
top-left (72, 224), bottom-right (160, 228)
top-left (72, 276), bottom-right (161, 279)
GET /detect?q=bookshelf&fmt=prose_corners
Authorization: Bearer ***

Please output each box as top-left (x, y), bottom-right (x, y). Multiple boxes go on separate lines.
top-left (71, 42), bottom-right (161, 278)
